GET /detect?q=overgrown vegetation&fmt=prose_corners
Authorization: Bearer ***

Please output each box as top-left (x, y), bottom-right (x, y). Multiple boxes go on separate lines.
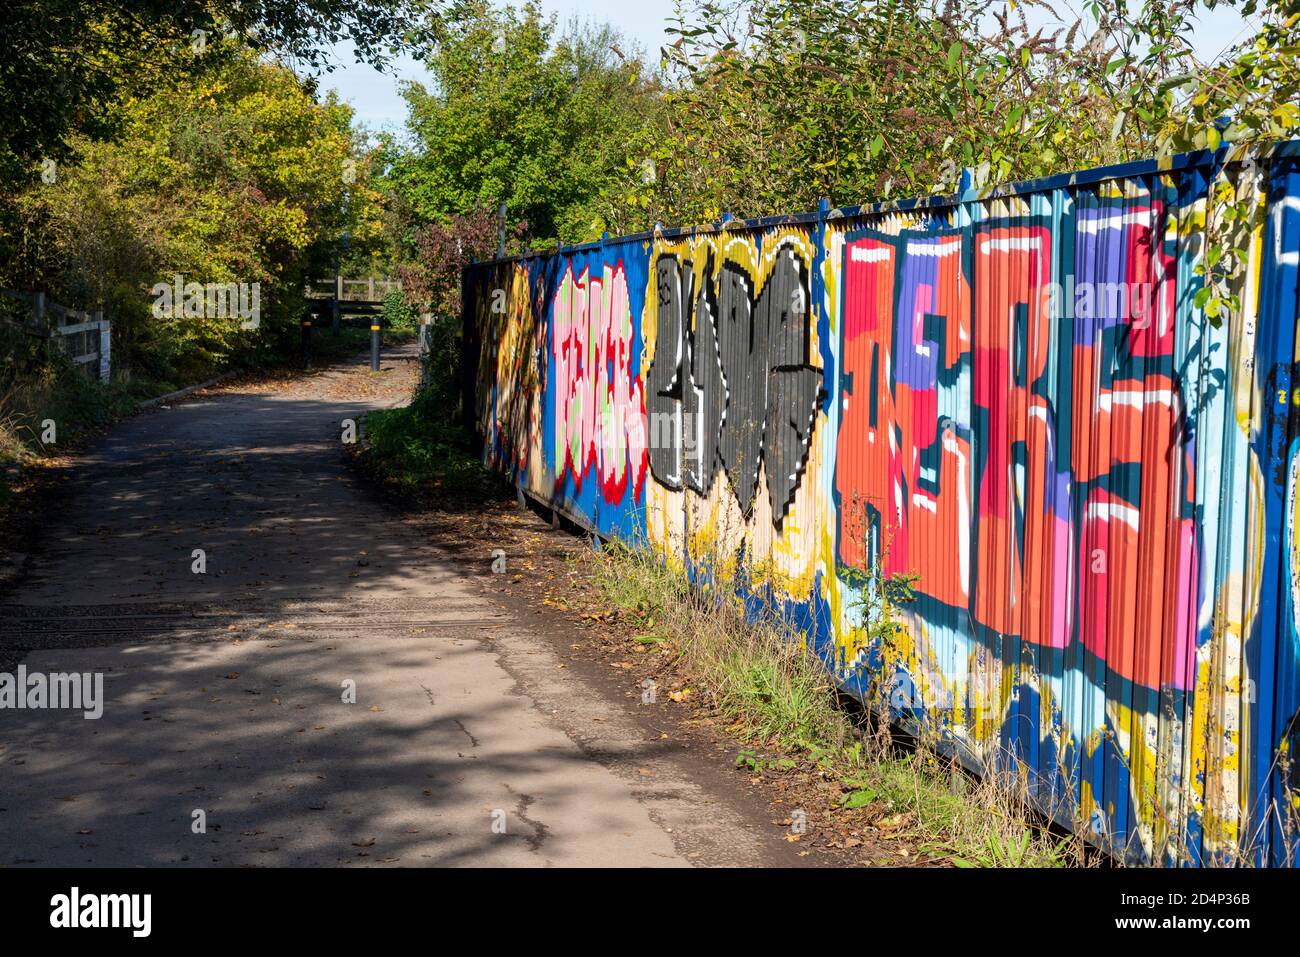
top-left (0, 0), bottom-right (435, 195)
top-left (5, 43), bottom-right (385, 383)
top-left (2, 5), bottom-right (416, 487)
top-left (0, 354), bottom-right (137, 469)
top-left (381, 0), bottom-right (1299, 321)
top-left (382, 291), bottom-right (418, 332)
top-left (590, 540), bottom-right (1082, 867)
top-left (0, 305), bottom-right (185, 511)
top-left (387, 1), bottom-right (662, 248)
top-left (360, 384), bottom-right (506, 504)
top-left (615, 0), bottom-right (1300, 229)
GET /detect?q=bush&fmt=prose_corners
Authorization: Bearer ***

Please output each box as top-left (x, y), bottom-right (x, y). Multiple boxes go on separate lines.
top-left (361, 384), bottom-right (506, 506)
top-left (382, 291), bottom-right (417, 332)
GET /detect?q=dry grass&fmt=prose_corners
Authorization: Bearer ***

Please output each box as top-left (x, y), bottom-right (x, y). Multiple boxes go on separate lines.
top-left (590, 539), bottom-right (1083, 868)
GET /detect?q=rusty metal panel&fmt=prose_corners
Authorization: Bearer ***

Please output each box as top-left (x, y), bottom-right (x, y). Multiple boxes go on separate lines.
top-left (464, 142), bottom-right (1300, 865)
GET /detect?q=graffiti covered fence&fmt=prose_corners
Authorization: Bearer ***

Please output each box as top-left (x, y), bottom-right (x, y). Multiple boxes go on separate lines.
top-left (463, 143), bottom-right (1300, 865)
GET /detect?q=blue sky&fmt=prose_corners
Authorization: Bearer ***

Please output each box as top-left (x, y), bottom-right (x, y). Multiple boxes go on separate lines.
top-left (323, 1), bottom-right (680, 132)
top-left (321, 0), bottom-right (1260, 134)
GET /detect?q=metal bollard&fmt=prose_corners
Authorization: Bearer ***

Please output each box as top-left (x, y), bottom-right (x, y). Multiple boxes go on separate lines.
top-left (301, 315), bottom-right (313, 367)
top-left (370, 320), bottom-right (380, 372)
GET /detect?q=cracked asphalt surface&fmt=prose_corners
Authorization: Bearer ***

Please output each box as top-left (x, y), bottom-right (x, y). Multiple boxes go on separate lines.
top-left (0, 345), bottom-right (785, 867)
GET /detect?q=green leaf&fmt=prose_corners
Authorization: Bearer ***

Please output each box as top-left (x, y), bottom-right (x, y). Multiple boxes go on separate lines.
top-left (840, 788), bottom-right (877, 809)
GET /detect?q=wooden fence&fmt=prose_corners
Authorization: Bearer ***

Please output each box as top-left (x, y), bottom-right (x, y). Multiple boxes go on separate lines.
top-left (305, 276), bottom-right (402, 303)
top-left (0, 288), bottom-right (111, 382)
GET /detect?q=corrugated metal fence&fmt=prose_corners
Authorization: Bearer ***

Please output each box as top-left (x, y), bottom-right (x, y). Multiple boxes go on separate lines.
top-left (463, 142), bottom-right (1300, 866)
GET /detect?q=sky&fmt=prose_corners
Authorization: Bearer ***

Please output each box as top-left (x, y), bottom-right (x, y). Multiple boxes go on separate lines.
top-left (323, 0), bottom-right (678, 132)
top-left (320, 0), bottom-right (1261, 134)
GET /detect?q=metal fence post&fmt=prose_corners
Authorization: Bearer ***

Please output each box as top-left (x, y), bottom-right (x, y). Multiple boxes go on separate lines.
top-left (96, 309), bottom-right (109, 382)
top-left (418, 314), bottom-right (432, 389)
top-left (461, 259), bottom-right (475, 434)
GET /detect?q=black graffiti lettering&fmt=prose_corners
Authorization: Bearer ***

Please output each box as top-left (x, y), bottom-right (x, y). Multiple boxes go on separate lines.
top-left (756, 246), bottom-right (823, 521)
top-left (647, 256), bottom-right (691, 488)
top-left (686, 256), bottom-right (723, 493)
top-left (716, 261), bottom-right (762, 511)
top-left (645, 242), bottom-right (823, 527)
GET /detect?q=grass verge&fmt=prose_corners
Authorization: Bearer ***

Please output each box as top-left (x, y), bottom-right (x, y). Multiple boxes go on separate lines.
top-left (590, 540), bottom-right (1085, 868)
top-left (1, 357), bottom-right (157, 513)
top-left (358, 386), bottom-right (508, 507)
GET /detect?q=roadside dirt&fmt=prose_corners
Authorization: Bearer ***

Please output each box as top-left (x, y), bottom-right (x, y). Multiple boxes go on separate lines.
top-left (354, 425), bottom-right (946, 867)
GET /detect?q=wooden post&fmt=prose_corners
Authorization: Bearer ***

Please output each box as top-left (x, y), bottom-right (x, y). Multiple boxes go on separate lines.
top-left (302, 311), bottom-right (313, 368)
top-left (34, 290), bottom-right (46, 327)
top-left (368, 276), bottom-right (375, 301)
top-left (332, 273), bottom-right (341, 336)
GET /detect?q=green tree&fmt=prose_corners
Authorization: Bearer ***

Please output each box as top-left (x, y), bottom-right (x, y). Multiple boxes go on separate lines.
top-left (1110, 0), bottom-right (1300, 322)
top-left (8, 42), bottom-right (384, 381)
top-left (0, 0), bottom-right (436, 192)
top-left (628, 0), bottom-right (1184, 224)
top-left (391, 1), bottom-right (661, 247)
